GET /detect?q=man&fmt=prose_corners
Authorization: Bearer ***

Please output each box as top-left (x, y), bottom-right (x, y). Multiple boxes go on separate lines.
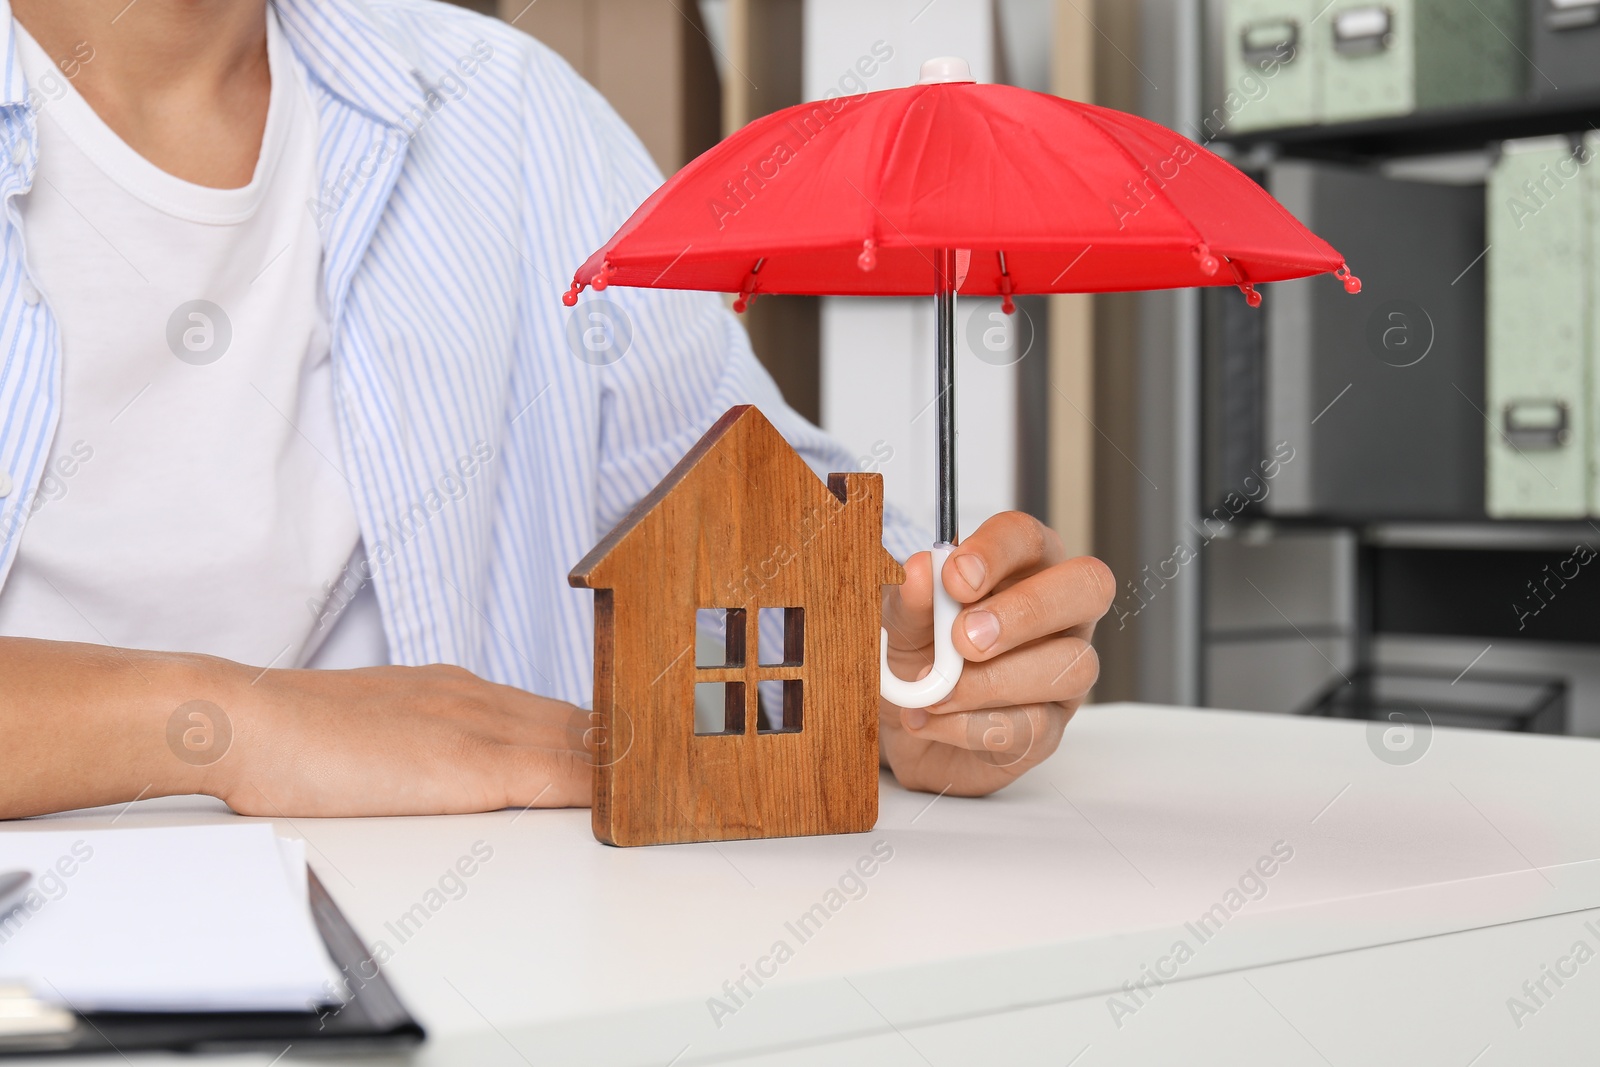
top-left (0, 0), bottom-right (1112, 820)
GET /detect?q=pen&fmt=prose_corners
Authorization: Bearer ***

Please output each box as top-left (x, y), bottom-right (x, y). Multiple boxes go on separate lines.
top-left (0, 870), bottom-right (31, 919)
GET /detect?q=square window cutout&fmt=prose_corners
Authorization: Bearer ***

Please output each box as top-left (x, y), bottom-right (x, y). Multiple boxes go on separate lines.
top-left (757, 679), bottom-right (803, 734)
top-left (694, 681), bottom-right (746, 736)
top-left (696, 607), bottom-right (746, 668)
top-left (757, 607), bottom-right (803, 666)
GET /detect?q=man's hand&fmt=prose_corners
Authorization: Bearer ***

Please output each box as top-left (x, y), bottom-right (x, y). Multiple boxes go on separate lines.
top-left (220, 664), bottom-right (593, 817)
top-left (880, 512), bottom-right (1114, 797)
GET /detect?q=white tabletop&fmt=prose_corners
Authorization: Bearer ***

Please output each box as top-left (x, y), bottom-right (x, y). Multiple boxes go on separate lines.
top-left (11, 702), bottom-right (1600, 1065)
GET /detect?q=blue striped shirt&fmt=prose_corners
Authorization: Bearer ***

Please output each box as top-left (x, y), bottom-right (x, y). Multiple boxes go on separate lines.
top-left (0, 0), bottom-right (923, 704)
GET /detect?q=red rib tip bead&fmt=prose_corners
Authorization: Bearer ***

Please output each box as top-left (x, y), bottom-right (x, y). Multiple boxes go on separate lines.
top-left (1195, 245), bottom-right (1220, 276)
top-left (1336, 264), bottom-right (1362, 294)
top-left (1240, 284), bottom-right (1262, 308)
top-left (1001, 294), bottom-right (1015, 315)
top-left (591, 272), bottom-right (608, 291)
top-left (857, 239), bottom-right (877, 272)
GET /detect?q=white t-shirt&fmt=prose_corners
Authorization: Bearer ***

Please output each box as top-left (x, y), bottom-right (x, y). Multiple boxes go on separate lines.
top-left (0, 14), bottom-right (386, 669)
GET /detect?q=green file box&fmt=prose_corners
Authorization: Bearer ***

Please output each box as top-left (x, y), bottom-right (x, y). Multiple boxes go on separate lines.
top-left (1486, 137), bottom-right (1591, 518)
top-left (1220, 0), bottom-right (1320, 133)
top-left (1528, 0), bottom-right (1600, 100)
top-left (1319, 0), bottom-right (1527, 125)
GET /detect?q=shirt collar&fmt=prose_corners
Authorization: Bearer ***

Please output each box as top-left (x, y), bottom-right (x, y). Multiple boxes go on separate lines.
top-left (0, 1), bottom-right (33, 109)
top-left (267, 0), bottom-right (434, 129)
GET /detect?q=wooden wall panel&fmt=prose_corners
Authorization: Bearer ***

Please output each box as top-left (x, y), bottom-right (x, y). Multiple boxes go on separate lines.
top-left (722, 0), bottom-right (819, 423)
top-left (496, 0), bottom-right (721, 175)
top-left (1088, 0), bottom-right (1146, 703)
top-left (1049, 1), bottom-right (1096, 564)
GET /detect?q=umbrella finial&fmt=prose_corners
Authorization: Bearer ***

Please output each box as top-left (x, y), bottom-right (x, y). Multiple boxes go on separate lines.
top-left (918, 57), bottom-right (974, 85)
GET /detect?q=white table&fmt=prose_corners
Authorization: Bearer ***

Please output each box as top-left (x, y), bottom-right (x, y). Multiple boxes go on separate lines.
top-left (10, 703), bottom-right (1600, 1065)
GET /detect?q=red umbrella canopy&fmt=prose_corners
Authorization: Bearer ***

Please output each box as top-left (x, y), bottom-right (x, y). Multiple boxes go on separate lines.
top-left (565, 62), bottom-right (1359, 311)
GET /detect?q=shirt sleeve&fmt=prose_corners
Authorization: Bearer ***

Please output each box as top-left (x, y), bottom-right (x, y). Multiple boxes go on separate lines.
top-left (566, 69), bottom-right (930, 564)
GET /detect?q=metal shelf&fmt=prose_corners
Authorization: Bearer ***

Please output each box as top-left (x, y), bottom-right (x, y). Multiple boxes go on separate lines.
top-left (1360, 521), bottom-right (1600, 552)
top-left (1204, 516), bottom-right (1600, 552)
top-left (1214, 91), bottom-right (1600, 160)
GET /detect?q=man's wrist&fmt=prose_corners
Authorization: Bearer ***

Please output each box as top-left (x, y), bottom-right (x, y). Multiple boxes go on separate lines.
top-left (138, 651), bottom-right (259, 806)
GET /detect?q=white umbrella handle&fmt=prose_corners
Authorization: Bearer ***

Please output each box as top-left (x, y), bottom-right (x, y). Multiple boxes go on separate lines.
top-left (880, 543), bottom-right (965, 708)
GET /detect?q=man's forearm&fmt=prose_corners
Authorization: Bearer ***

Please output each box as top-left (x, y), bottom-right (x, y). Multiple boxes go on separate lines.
top-left (0, 637), bottom-right (242, 819)
top-left (3, 640), bottom-right (597, 820)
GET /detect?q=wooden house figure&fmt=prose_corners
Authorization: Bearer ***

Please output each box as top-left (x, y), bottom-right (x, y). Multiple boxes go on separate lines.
top-left (569, 405), bottom-right (905, 846)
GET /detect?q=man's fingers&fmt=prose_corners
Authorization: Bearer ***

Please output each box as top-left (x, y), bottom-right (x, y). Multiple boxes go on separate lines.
top-left (910, 635), bottom-right (1099, 713)
top-left (942, 512), bottom-right (1065, 602)
top-left (896, 703), bottom-right (1070, 768)
top-left (882, 550), bottom-right (934, 650)
top-left (497, 745), bottom-right (591, 808)
top-left (951, 555), bottom-right (1114, 661)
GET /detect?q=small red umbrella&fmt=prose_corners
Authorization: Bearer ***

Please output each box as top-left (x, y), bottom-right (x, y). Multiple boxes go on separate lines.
top-left (566, 57), bottom-right (1360, 708)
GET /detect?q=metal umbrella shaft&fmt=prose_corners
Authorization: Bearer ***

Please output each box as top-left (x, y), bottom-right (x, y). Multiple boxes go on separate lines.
top-left (935, 247), bottom-right (957, 546)
top-left (876, 245), bottom-right (966, 711)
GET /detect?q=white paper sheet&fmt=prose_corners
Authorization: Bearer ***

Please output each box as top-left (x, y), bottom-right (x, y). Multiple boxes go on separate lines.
top-left (0, 824), bottom-right (342, 1012)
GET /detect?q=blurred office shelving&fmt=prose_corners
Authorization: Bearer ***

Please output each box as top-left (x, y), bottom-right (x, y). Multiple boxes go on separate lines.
top-left (1195, 0), bottom-right (1600, 735)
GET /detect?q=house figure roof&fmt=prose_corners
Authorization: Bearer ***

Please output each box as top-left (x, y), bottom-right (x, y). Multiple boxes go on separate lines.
top-left (570, 405), bottom-right (902, 591)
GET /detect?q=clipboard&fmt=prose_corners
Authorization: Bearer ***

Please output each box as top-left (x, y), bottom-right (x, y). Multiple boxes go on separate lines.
top-left (0, 870), bottom-right (425, 1056)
